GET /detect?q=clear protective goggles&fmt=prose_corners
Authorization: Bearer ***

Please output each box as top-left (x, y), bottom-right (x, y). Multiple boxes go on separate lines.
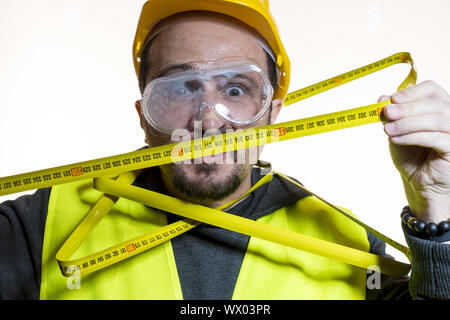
top-left (140, 59), bottom-right (274, 134)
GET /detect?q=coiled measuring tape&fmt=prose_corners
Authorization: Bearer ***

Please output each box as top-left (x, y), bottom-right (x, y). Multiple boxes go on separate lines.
top-left (1, 52), bottom-right (416, 277)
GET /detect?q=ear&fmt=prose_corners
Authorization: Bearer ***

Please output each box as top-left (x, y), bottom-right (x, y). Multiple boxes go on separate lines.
top-left (135, 100), bottom-right (145, 130)
top-left (135, 100), bottom-right (151, 145)
top-left (269, 99), bottom-right (283, 124)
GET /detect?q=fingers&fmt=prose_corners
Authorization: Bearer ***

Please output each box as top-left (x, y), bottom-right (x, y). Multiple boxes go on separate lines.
top-left (390, 132), bottom-right (450, 154)
top-left (391, 80), bottom-right (450, 104)
top-left (378, 81), bottom-right (450, 155)
top-left (383, 97), bottom-right (450, 121)
top-left (384, 114), bottom-right (450, 136)
top-left (377, 95), bottom-right (390, 103)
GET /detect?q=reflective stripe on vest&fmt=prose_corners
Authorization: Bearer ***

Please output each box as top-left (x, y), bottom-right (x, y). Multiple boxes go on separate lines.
top-left (40, 179), bottom-right (369, 299)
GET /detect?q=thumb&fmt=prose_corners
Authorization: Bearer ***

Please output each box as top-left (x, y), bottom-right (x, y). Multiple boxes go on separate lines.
top-left (377, 95), bottom-right (391, 103)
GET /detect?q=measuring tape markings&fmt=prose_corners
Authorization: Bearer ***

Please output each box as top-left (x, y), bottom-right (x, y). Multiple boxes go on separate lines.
top-left (60, 162), bottom-right (412, 278)
top-left (61, 219), bottom-right (199, 276)
top-left (0, 52), bottom-right (414, 196)
top-left (58, 168), bottom-right (274, 276)
top-left (1, 52), bottom-right (417, 277)
top-left (283, 52), bottom-right (414, 105)
top-left (0, 101), bottom-right (389, 196)
top-left (57, 168), bottom-right (201, 276)
top-left (92, 175), bottom-right (411, 277)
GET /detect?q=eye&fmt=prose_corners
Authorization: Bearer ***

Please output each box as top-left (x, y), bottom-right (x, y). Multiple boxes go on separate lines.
top-left (171, 85), bottom-right (192, 97)
top-left (226, 86), bottom-right (244, 97)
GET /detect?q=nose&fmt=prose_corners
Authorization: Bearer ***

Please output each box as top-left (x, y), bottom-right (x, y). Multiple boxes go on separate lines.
top-left (198, 102), bottom-right (226, 132)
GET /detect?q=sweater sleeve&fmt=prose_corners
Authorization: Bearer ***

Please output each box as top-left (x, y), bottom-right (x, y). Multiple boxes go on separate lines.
top-left (365, 231), bottom-right (411, 300)
top-left (0, 188), bottom-right (50, 300)
top-left (401, 223), bottom-right (450, 300)
top-left (365, 225), bottom-right (450, 300)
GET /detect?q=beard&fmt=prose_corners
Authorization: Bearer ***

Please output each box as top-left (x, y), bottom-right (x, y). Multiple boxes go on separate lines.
top-left (165, 161), bottom-right (251, 202)
top-left (144, 115), bottom-right (270, 203)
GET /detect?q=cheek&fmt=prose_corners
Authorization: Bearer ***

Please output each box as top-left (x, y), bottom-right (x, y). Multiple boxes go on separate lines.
top-left (144, 124), bottom-right (173, 147)
top-left (256, 111), bottom-right (272, 126)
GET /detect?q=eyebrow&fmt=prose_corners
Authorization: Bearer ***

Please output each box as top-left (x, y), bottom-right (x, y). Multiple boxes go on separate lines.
top-left (152, 66), bottom-right (260, 88)
top-left (226, 74), bottom-right (257, 87)
top-left (153, 64), bottom-right (194, 79)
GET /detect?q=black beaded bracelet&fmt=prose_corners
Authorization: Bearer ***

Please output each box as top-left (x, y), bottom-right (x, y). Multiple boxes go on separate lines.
top-left (401, 206), bottom-right (450, 242)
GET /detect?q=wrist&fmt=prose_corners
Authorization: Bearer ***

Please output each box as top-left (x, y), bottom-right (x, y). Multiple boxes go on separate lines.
top-left (409, 200), bottom-right (450, 224)
top-left (401, 178), bottom-right (450, 223)
top-left (401, 206), bottom-right (450, 242)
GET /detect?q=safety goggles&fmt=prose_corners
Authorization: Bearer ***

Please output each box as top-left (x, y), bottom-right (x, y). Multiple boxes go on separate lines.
top-left (140, 60), bottom-right (274, 134)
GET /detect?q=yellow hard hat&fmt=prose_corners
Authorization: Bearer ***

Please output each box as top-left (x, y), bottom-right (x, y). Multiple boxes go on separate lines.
top-left (132, 0), bottom-right (290, 101)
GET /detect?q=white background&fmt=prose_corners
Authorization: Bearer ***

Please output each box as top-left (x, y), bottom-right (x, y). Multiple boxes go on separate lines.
top-left (1, 0), bottom-right (449, 262)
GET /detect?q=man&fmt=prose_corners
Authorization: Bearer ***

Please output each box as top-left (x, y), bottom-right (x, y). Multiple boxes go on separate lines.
top-left (0, 0), bottom-right (449, 300)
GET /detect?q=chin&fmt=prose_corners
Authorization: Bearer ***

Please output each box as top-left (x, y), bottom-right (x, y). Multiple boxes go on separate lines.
top-left (165, 162), bottom-right (251, 202)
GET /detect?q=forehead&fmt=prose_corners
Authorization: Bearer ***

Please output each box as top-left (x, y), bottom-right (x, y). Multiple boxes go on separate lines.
top-left (146, 15), bottom-right (268, 80)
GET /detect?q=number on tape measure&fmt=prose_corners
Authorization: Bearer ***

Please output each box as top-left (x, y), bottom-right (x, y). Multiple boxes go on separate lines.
top-left (0, 52), bottom-right (416, 197)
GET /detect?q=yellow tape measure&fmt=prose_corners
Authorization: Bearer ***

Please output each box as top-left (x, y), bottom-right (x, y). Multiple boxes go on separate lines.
top-left (0, 52), bottom-right (415, 197)
top-left (57, 167), bottom-right (274, 277)
top-left (1, 52), bottom-right (417, 278)
top-left (88, 170), bottom-right (411, 278)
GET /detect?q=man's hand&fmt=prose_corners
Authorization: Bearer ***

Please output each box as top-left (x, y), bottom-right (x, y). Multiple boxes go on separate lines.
top-left (379, 80), bottom-right (450, 223)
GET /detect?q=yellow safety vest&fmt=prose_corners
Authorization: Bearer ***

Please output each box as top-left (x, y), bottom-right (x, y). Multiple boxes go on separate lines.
top-left (40, 178), bottom-right (370, 299)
